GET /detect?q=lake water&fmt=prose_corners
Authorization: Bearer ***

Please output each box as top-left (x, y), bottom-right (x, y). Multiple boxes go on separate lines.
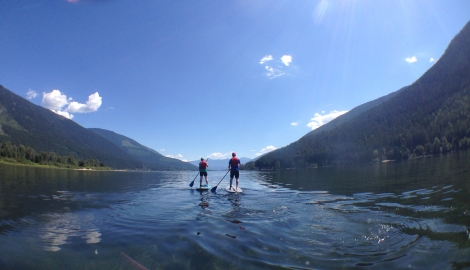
top-left (0, 152), bottom-right (469, 270)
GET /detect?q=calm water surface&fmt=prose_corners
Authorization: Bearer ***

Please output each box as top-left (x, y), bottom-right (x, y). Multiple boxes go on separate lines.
top-left (0, 152), bottom-right (469, 269)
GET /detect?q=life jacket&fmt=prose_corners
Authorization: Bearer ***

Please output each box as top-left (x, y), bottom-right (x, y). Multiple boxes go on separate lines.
top-left (199, 161), bottom-right (208, 169)
top-left (230, 157), bottom-right (239, 168)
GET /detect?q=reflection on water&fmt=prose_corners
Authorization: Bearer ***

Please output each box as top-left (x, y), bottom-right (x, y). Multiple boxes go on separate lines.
top-left (0, 151), bottom-right (469, 269)
top-left (40, 212), bottom-right (102, 251)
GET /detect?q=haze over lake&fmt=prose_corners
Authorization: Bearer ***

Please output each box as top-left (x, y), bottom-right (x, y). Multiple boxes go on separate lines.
top-left (0, 152), bottom-right (469, 269)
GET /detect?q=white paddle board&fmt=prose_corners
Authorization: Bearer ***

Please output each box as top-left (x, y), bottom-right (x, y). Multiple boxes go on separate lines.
top-left (225, 185), bottom-right (242, 193)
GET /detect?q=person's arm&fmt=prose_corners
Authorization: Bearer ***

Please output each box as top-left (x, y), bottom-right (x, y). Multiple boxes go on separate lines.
top-left (228, 160), bottom-right (231, 170)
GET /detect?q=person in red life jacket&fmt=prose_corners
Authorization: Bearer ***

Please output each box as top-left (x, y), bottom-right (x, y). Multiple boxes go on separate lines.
top-left (228, 152), bottom-right (241, 191)
top-left (199, 158), bottom-right (209, 188)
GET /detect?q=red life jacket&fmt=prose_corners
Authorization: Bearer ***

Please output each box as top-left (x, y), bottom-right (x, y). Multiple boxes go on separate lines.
top-left (230, 157), bottom-right (240, 168)
top-left (199, 161), bottom-right (208, 169)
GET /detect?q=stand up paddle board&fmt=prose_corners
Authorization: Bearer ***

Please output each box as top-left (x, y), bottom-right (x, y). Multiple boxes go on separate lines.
top-left (225, 185), bottom-right (242, 193)
top-left (195, 185), bottom-right (212, 191)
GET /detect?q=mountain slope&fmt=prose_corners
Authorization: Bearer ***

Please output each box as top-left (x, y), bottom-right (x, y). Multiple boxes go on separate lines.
top-left (0, 85), bottom-right (142, 169)
top-left (253, 20), bottom-right (470, 169)
top-left (90, 128), bottom-right (196, 171)
top-left (304, 86), bottom-right (406, 138)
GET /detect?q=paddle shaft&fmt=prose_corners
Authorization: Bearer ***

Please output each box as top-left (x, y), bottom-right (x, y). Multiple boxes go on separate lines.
top-left (211, 170), bottom-right (229, 193)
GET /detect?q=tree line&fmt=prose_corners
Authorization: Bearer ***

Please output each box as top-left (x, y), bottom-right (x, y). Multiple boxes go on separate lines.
top-left (0, 142), bottom-right (109, 169)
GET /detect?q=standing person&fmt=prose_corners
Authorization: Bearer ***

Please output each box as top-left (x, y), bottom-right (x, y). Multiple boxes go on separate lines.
top-left (199, 158), bottom-right (209, 187)
top-left (228, 152), bottom-right (241, 191)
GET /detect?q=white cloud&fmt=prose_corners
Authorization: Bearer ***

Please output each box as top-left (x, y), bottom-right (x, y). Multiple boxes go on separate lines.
top-left (405, 56), bottom-right (417, 63)
top-left (159, 149), bottom-right (166, 152)
top-left (291, 122), bottom-right (299, 126)
top-left (255, 145), bottom-right (277, 157)
top-left (307, 110), bottom-right (348, 130)
top-left (41, 90), bottom-right (103, 119)
top-left (259, 54), bottom-right (293, 79)
top-left (55, 110), bottom-right (73, 119)
top-left (166, 154), bottom-right (187, 162)
top-left (42, 90), bottom-right (69, 110)
top-left (430, 58), bottom-right (435, 62)
top-left (281, 55), bottom-right (292, 66)
top-left (66, 92), bottom-right (102, 113)
top-left (259, 55), bottom-right (273, 64)
top-left (26, 89), bottom-right (37, 100)
top-left (265, 66), bottom-right (285, 79)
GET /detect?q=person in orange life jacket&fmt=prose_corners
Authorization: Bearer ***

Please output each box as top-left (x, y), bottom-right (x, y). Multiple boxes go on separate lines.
top-left (228, 152), bottom-right (241, 191)
top-left (199, 158), bottom-right (209, 188)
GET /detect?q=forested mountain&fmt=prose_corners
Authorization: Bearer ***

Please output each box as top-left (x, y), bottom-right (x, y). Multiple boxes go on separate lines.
top-left (90, 128), bottom-right (196, 171)
top-left (0, 86), bottom-right (195, 170)
top-left (252, 20), bottom-right (470, 169)
top-left (304, 87), bottom-right (406, 138)
top-left (0, 85), bottom-right (143, 169)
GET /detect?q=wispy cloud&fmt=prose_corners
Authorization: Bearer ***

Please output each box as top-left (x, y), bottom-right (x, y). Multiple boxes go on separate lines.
top-left (307, 110), bottom-right (348, 130)
top-left (405, 56), bottom-right (417, 63)
top-left (259, 54), bottom-right (293, 79)
top-left (430, 58), bottom-right (435, 62)
top-left (265, 66), bottom-right (285, 79)
top-left (26, 89), bottom-right (38, 100)
top-left (42, 90), bottom-right (102, 119)
top-left (291, 121), bottom-right (299, 126)
top-left (255, 145), bottom-right (277, 157)
top-left (259, 55), bottom-right (273, 64)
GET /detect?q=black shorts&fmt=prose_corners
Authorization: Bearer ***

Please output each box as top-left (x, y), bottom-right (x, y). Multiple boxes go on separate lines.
top-left (200, 172), bottom-right (207, 176)
top-left (230, 170), bottom-right (239, 178)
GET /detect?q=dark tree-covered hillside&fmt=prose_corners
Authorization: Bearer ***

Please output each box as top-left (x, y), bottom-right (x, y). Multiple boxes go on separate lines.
top-left (252, 20), bottom-right (470, 169)
top-left (0, 86), bottom-right (142, 169)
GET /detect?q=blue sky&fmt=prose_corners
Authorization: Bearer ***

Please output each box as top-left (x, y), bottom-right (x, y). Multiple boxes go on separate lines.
top-left (1, 0), bottom-right (469, 162)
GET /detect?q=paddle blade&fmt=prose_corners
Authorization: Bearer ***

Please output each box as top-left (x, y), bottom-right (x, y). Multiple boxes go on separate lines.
top-left (210, 186), bottom-right (217, 193)
top-left (189, 180), bottom-right (194, 187)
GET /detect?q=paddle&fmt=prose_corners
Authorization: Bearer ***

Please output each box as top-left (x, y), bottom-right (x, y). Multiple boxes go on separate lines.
top-left (210, 170), bottom-right (229, 193)
top-left (189, 158), bottom-right (208, 187)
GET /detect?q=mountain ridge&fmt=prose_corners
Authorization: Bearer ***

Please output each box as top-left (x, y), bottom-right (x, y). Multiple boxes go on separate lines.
top-left (252, 20), bottom-right (470, 169)
top-left (0, 86), bottom-right (195, 170)
top-left (90, 128), bottom-right (196, 171)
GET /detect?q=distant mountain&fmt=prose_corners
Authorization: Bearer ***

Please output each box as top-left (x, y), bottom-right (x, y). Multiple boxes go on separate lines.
top-left (0, 85), bottom-right (142, 169)
top-left (252, 20), bottom-right (470, 169)
top-left (189, 157), bottom-right (252, 170)
top-left (90, 128), bottom-right (196, 171)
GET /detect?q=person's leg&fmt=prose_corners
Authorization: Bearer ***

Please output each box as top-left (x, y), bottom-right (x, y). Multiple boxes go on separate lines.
top-left (200, 173), bottom-right (203, 187)
top-left (205, 172), bottom-right (209, 185)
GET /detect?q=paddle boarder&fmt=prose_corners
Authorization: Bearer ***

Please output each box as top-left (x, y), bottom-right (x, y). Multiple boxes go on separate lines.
top-left (199, 158), bottom-right (209, 188)
top-left (228, 152), bottom-right (241, 191)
